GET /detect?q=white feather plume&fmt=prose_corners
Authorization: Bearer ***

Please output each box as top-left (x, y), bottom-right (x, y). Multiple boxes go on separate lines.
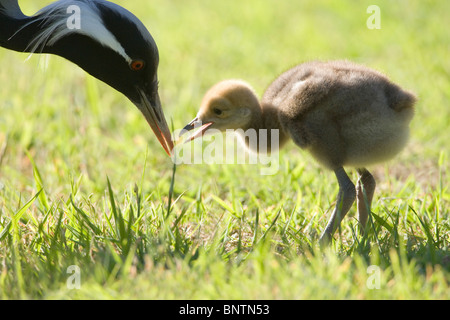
top-left (13, 0), bottom-right (149, 63)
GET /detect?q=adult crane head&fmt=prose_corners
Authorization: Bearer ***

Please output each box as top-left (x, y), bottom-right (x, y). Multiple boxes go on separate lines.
top-left (0, 0), bottom-right (174, 155)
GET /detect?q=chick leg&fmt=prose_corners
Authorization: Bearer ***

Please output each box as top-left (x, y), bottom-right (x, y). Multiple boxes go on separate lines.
top-left (320, 167), bottom-right (356, 243)
top-left (356, 168), bottom-right (376, 234)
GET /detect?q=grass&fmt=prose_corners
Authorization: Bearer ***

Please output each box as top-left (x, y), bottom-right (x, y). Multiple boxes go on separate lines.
top-left (0, 0), bottom-right (449, 299)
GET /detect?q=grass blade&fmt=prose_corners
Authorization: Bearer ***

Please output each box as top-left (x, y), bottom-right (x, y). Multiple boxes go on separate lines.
top-left (106, 177), bottom-right (125, 242)
top-left (70, 195), bottom-right (102, 235)
top-left (0, 190), bottom-right (42, 241)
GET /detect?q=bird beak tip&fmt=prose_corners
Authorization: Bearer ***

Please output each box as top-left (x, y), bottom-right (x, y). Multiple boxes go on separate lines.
top-left (178, 119), bottom-right (214, 143)
top-left (156, 125), bottom-right (174, 157)
top-left (163, 139), bottom-right (174, 157)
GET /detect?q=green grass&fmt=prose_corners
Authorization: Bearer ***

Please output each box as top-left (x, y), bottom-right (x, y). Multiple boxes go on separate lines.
top-left (0, 0), bottom-right (449, 299)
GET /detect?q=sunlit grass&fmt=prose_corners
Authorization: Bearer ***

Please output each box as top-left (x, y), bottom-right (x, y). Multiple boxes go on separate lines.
top-left (0, 0), bottom-right (448, 299)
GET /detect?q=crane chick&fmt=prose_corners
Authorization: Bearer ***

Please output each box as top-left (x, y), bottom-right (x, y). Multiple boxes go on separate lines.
top-left (181, 60), bottom-right (416, 242)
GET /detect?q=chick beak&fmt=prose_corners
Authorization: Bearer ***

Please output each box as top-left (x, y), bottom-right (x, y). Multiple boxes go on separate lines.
top-left (179, 117), bottom-right (214, 142)
top-left (136, 88), bottom-right (174, 156)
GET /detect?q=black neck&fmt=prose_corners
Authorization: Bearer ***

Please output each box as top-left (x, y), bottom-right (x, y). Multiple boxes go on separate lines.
top-left (0, 4), bottom-right (121, 95)
top-left (0, 5), bottom-right (36, 52)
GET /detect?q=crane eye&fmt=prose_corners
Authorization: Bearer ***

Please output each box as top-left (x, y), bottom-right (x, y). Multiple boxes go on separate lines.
top-left (130, 60), bottom-right (145, 71)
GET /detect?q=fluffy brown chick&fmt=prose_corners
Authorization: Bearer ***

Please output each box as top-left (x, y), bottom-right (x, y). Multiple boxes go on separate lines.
top-left (181, 60), bottom-right (416, 243)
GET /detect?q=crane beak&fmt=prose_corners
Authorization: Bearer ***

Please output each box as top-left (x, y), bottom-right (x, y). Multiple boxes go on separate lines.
top-left (178, 117), bottom-right (214, 143)
top-left (136, 88), bottom-right (174, 156)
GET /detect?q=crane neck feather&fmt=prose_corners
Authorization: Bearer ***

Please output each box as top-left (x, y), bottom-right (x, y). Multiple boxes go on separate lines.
top-left (20, 1), bottom-right (130, 62)
top-left (1, 0), bottom-right (155, 63)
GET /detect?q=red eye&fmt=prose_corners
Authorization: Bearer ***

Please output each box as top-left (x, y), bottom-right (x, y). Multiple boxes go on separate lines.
top-left (130, 60), bottom-right (145, 71)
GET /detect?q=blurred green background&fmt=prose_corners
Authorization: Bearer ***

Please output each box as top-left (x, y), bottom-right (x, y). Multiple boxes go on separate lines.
top-left (0, 0), bottom-right (448, 299)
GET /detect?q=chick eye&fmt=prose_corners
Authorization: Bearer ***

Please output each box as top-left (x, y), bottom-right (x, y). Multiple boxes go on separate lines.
top-left (130, 60), bottom-right (145, 71)
top-left (213, 108), bottom-right (223, 116)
